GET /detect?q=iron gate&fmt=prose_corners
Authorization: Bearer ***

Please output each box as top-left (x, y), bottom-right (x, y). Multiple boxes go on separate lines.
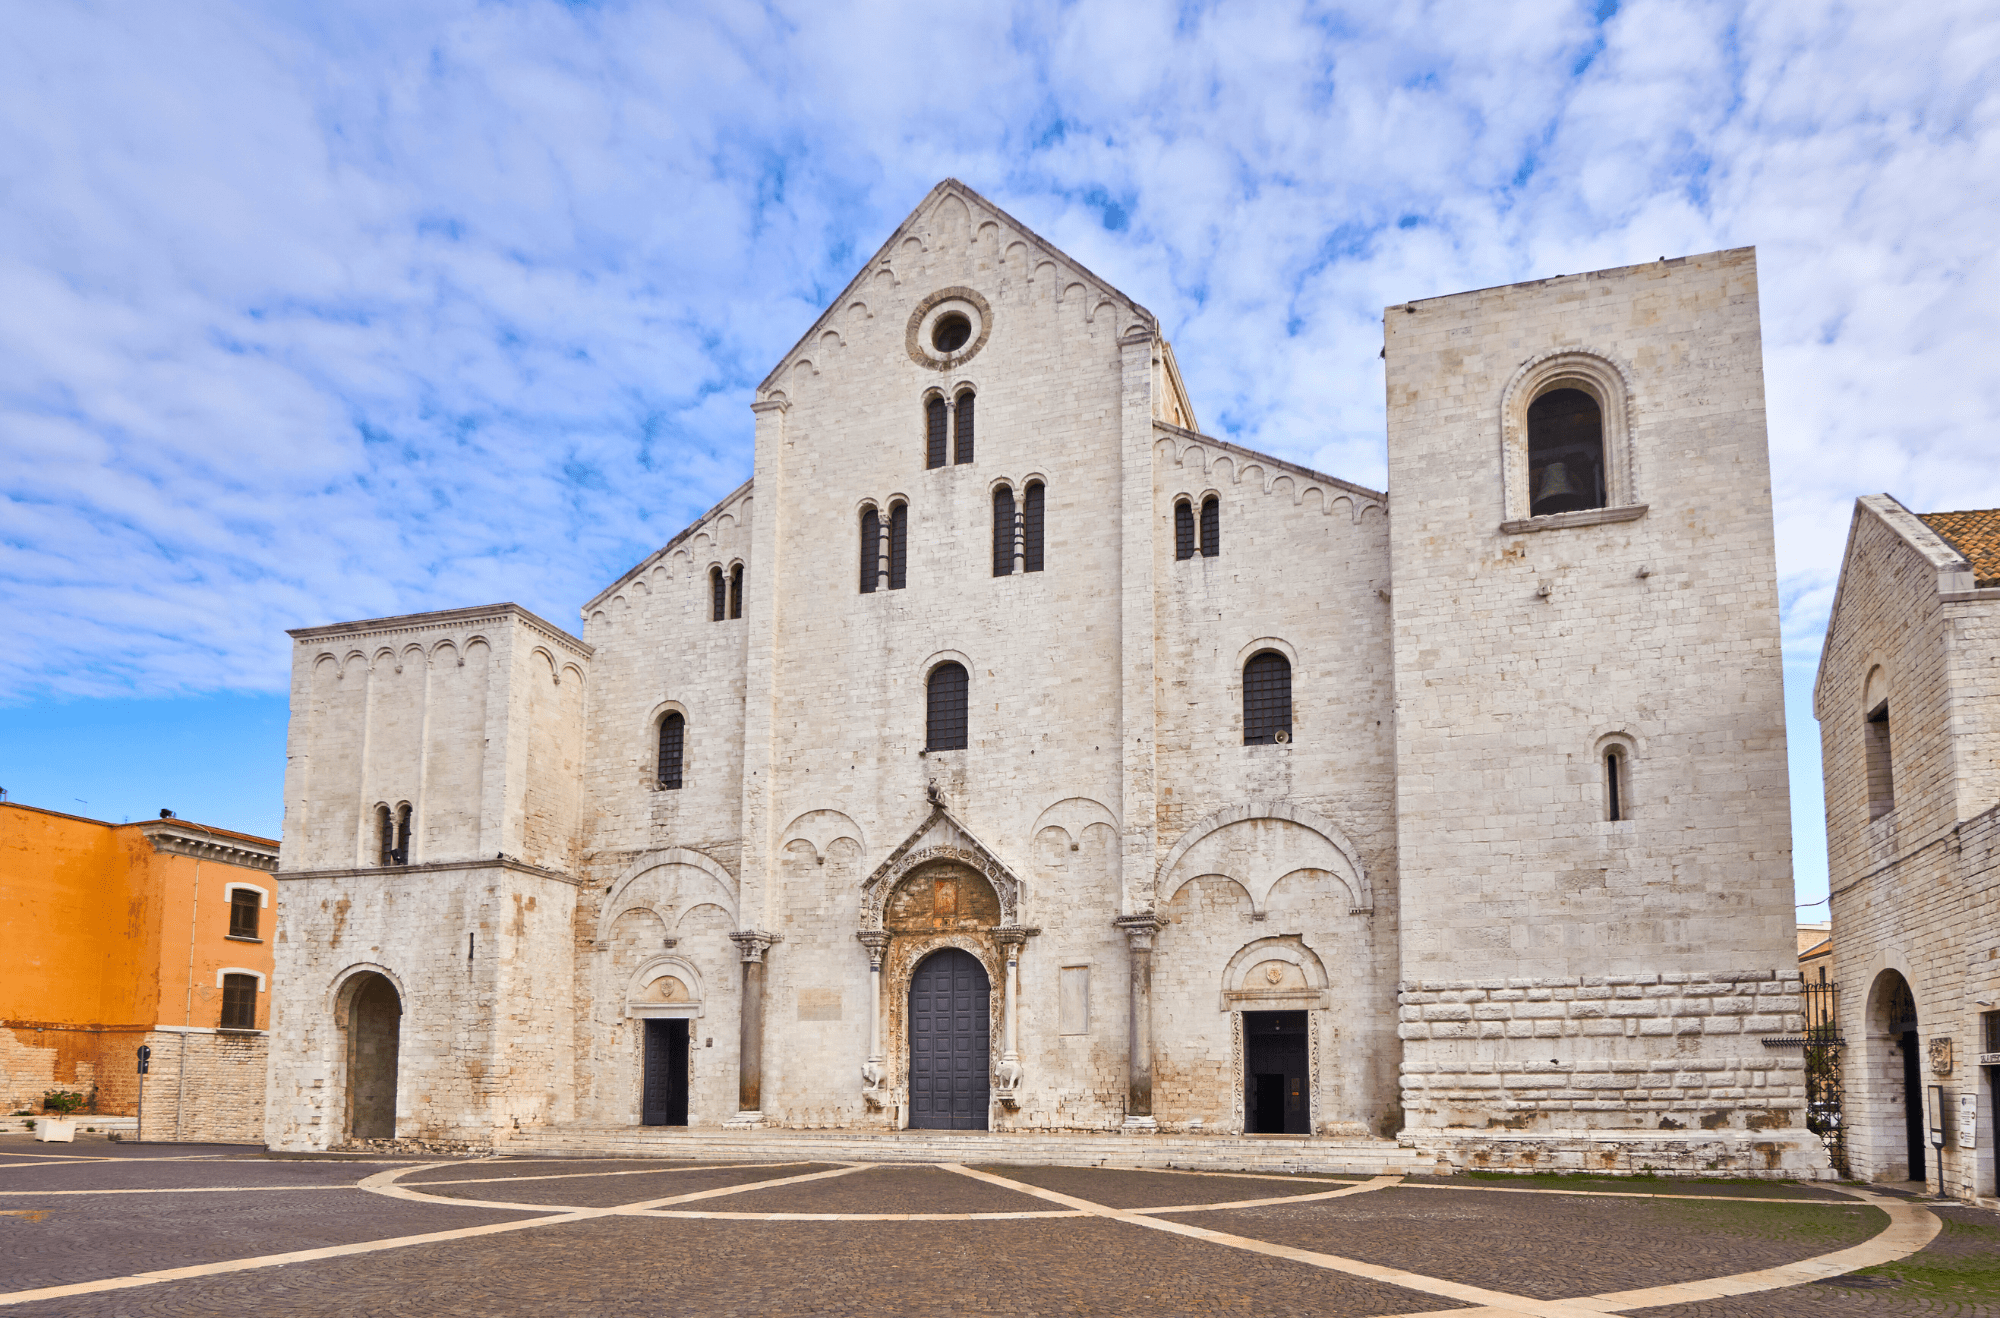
top-left (1801, 978), bottom-right (1847, 1176)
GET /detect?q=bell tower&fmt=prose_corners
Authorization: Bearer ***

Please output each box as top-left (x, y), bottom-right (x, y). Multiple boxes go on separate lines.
top-left (1381, 250), bottom-right (1819, 1171)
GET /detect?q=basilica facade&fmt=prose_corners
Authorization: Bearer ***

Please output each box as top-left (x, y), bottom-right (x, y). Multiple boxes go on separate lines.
top-left (264, 181), bottom-right (1822, 1173)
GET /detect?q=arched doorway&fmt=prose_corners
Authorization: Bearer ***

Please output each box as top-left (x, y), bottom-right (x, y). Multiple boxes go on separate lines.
top-left (909, 948), bottom-right (990, 1130)
top-left (1867, 970), bottom-right (1924, 1182)
top-left (342, 972), bottom-right (402, 1140)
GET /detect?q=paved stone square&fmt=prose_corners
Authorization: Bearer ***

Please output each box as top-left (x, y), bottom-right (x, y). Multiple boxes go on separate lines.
top-left (1, 1136), bottom-right (1993, 1316)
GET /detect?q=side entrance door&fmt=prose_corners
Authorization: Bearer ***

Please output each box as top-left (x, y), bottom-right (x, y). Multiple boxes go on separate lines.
top-left (642, 1018), bottom-right (689, 1126)
top-left (1244, 1010), bottom-right (1310, 1134)
top-left (909, 948), bottom-right (990, 1130)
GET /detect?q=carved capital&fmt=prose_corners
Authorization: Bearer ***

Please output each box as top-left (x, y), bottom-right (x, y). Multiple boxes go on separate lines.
top-left (729, 930), bottom-right (781, 963)
top-left (855, 930), bottom-right (892, 967)
top-left (991, 925), bottom-right (1040, 951)
top-left (1114, 913), bottom-right (1168, 953)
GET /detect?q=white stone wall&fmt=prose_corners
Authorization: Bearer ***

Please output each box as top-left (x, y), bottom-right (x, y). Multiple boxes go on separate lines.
top-left (1815, 495), bottom-right (2000, 1199)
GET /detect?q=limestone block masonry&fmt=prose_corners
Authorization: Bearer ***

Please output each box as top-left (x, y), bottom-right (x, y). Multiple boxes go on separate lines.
top-left (265, 181), bottom-right (1820, 1176)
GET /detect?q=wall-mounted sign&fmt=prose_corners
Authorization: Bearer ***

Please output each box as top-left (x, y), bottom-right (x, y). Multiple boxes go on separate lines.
top-left (1929, 1085), bottom-right (1948, 1148)
top-left (1960, 1093), bottom-right (1979, 1151)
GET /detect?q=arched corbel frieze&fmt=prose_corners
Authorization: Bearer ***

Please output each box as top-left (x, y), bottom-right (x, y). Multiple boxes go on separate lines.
top-left (1158, 801), bottom-right (1372, 914)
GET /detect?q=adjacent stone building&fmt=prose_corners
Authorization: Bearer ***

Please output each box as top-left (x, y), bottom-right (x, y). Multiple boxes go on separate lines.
top-left (1815, 496), bottom-right (1999, 1200)
top-left (266, 180), bottom-right (1820, 1173)
top-left (1, 801), bottom-right (280, 1141)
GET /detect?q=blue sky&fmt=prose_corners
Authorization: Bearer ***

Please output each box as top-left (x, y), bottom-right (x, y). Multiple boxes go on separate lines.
top-left (3, 1), bottom-right (1997, 910)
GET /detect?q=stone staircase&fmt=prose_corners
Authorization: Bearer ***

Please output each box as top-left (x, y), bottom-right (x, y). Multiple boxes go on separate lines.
top-left (493, 1123), bottom-right (1436, 1176)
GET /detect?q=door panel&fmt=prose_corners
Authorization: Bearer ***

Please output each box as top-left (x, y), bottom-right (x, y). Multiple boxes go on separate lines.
top-left (909, 948), bottom-right (991, 1130)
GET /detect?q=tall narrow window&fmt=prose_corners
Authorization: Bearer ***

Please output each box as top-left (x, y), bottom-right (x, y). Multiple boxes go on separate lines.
top-left (888, 501), bottom-right (908, 590)
top-left (992, 485), bottom-right (1016, 577)
top-left (1023, 481), bottom-right (1044, 573)
top-left (710, 566), bottom-right (725, 622)
top-left (658, 711), bottom-right (685, 790)
top-left (1200, 495), bottom-right (1220, 557)
top-left (953, 389), bottom-right (975, 464)
top-left (1526, 387), bottom-right (1606, 516)
top-left (228, 889), bottom-right (260, 939)
top-left (1175, 499), bottom-right (1195, 560)
top-left (859, 507), bottom-right (880, 594)
top-left (1243, 651), bottom-right (1292, 745)
top-left (1605, 749), bottom-right (1624, 821)
top-left (1866, 701), bottom-right (1895, 819)
top-left (729, 564), bottom-right (744, 619)
top-left (392, 803), bottom-right (412, 865)
top-left (220, 974), bottom-right (258, 1030)
top-left (376, 804), bottom-right (394, 866)
top-left (925, 395), bottom-right (948, 469)
top-left (926, 662), bottom-right (969, 751)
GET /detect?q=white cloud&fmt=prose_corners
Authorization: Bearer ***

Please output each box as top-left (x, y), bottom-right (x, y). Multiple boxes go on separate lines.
top-left (4, 0), bottom-right (1997, 897)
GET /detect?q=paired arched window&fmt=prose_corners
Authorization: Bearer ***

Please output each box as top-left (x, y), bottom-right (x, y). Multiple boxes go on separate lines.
top-left (926, 662), bottom-right (969, 751)
top-left (991, 482), bottom-right (1045, 576)
top-left (658, 711), bottom-right (685, 790)
top-left (1200, 495), bottom-right (1220, 557)
top-left (710, 566), bottom-right (726, 622)
top-left (860, 502), bottom-right (909, 593)
top-left (954, 389), bottom-right (975, 464)
top-left (1243, 652), bottom-right (1292, 745)
top-left (1175, 499), bottom-right (1195, 560)
top-left (376, 803), bottom-right (411, 866)
top-left (728, 564), bottom-right (744, 619)
top-left (1526, 388), bottom-right (1606, 516)
top-left (1174, 496), bottom-right (1220, 560)
top-left (925, 395), bottom-right (948, 469)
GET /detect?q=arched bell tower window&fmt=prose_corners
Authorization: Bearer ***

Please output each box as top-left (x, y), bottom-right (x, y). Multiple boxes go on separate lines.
top-left (1174, 499), bottom-right (1195, 560)
top-left (860, 506), bottom-right (880, 594)
top-left (1200, 495), bottom-right (1220, 557)
top-left (728, 564), bottom-right (744, 619)
top-left (709, 566), bottom-right (725, 622)
top-left (887, 501), bottom-right (908, 590)
top-left (925, 395), bottom-right (948, 469)
top-left (992, 485), bottom-right (1015, 577)
top-left (1022, 481), bottom-right (1044, 573)
top-left (953, 389), bottom-right (975, 464)
top-left (1527, 388), bottom-right (1606, 516)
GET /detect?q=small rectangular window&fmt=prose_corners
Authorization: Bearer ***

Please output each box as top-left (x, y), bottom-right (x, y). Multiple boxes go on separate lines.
top-left (1060, 966), bottom-right (1090, 1035)
top-left (220, 974), bottom-right (258, 1030)
top-left (1865, 702), bottom-right (1894, 819)
top-left (228, 889), bottom-right (260, 939)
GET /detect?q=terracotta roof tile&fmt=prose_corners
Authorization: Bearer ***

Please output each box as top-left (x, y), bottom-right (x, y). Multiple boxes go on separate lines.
top-left (1917, 508), bottom-right (2000, 588)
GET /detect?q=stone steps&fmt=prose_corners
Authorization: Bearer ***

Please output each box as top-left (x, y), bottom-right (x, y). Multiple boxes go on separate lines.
top-left (494, 1124), bottom-right (1435, 1175)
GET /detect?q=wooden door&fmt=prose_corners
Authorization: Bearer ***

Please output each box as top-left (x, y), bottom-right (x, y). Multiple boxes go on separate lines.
top-left (909, 949), bottom-right (990, 1130)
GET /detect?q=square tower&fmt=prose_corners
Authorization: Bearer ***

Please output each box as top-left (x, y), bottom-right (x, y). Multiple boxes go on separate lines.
top-left (1384, 251), bottom-right (1816, 1168)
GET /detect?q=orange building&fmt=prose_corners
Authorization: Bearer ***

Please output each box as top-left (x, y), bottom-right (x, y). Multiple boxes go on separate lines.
top-left (1, 800), bottom-right (279, 1141)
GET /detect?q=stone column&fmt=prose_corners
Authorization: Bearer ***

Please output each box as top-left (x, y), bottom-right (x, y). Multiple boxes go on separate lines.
top-left (1115, 914), bottom-right (1167, 1129)
top-left (992, 927), bottom-right (1038, 1108)
top-left (728, 931), bottom-right (779, 1125)
top-left (856, 931), bottom-right (891, 1108)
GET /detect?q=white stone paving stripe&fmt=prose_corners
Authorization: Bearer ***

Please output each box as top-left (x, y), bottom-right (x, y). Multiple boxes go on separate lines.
top-left (0, 1186), bottom-right (355, 1196)
top-left (408, 1159), bottom-right (817, 1187)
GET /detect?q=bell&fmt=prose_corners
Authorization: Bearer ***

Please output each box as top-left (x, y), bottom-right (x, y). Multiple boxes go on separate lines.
top-left (1532, 462), bottom-right (1591, 515)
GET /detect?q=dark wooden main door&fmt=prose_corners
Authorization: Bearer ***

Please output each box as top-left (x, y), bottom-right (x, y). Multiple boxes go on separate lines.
top-left (1244, 1010), bottom-right (1310, 1134)
top-left (642, 1019), bottom-right (688, 1126)
top-left (909, 949), bottom-right (990, 1130)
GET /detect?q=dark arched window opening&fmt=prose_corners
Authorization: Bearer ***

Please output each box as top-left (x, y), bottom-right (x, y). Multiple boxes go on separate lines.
top-left (953, 390), bottom-right (975, 464)
top-left (1866, 701), bottom-right (1895, 819)
top-left (1175, 499), bottom-right (1195, 560)
top-left (220, 973), bottom-right (258, 1030)
top-left (1527, 387), bottom-right (1606, 516)
top-left (888, 501), bottom-right (908, 590)
top-left (1243, 652), bottom-right (1292, 745)
top-left (992, 485), bottom-right (1016, 577)
top-left (860, 507), bottom-right (880, 594)
top-left (926, 662), bottom-right (969, 751)
top-left (1605, 749), bottom-right (1625, 821)
top-left (728, 564), bottom-right (744, 619)
top-left (658, 711), bottom-right (685, 790)
top-left (1200, 495), bottom-right (1220, 557)
top-left (925, 395), bottom-right (948, 469)
top-left (710, 566), bottom-right (725, 622)
top-left (1023, 481), bottom-right (1044, 573)
top-left (375, 804), bottom-right (394, 866)
top-left (391, 803), bottom-right (412, 866)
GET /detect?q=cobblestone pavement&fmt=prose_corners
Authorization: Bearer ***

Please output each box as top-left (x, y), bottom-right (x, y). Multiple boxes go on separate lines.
top-left (1, 1136), bottom-right (1992, 1317)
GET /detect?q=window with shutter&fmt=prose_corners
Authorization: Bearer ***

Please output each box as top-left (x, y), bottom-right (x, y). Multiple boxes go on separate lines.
top-left (229, 889), bottom-right (260, 939)
top-left (925, 395), bottom-right (948, 469)
top-left (1023, 482), bottom-right (1044, 573)
top-left (860, 507), bottom-right (880, 593)
top-left (888, 501), bottom-right (908, 589)
top-left (220, 974), bottom-right (258, 1030)
top-left (953, 389), bottom-right (975, 464)
top-left (1243, 651), bottom-right (1292, 745)
top-left (1175, 499), bottom-right (1195, 560)
top-left (658, 712), bottom-right (685, 790)
top-left (926, 662), bottom-right (969, 751)
top-left (992, 485), bottom-right (1016, 577)
top-left (1200, 495), bottom-right (1220, 557)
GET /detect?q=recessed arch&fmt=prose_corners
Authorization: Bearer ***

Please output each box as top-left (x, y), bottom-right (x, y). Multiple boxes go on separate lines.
top-left (598, 849), bottom-right (739, 946)
top-left (1160, 802), bottom-right (1371, 913)
top-left (1219, 935), bottom-right (1332, 1012)
top-left (1500, 348), bottom-right (1637, 522)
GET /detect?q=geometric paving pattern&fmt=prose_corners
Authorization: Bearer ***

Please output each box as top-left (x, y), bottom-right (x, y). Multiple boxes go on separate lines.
top-left (0, 1138), bottom-right (1977, 1317)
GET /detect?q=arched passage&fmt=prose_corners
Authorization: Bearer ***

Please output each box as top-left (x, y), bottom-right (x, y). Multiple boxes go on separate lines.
top-left (341, 972), bottom-right (402, 1140)
top-left (1867, 969), bottom-right (1924, 1182)
top-left (908, 948), bottom-right (990, 1130)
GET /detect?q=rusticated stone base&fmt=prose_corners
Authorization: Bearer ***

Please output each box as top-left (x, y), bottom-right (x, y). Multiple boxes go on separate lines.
top-left (1410, 1128), bottom-right (1835, 1178)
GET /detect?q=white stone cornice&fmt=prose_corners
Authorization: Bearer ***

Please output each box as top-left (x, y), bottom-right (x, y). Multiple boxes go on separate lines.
top-left (287, 602), bottom-right (593, 659)
top-left (138, 822), bottom-right (279, 872)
